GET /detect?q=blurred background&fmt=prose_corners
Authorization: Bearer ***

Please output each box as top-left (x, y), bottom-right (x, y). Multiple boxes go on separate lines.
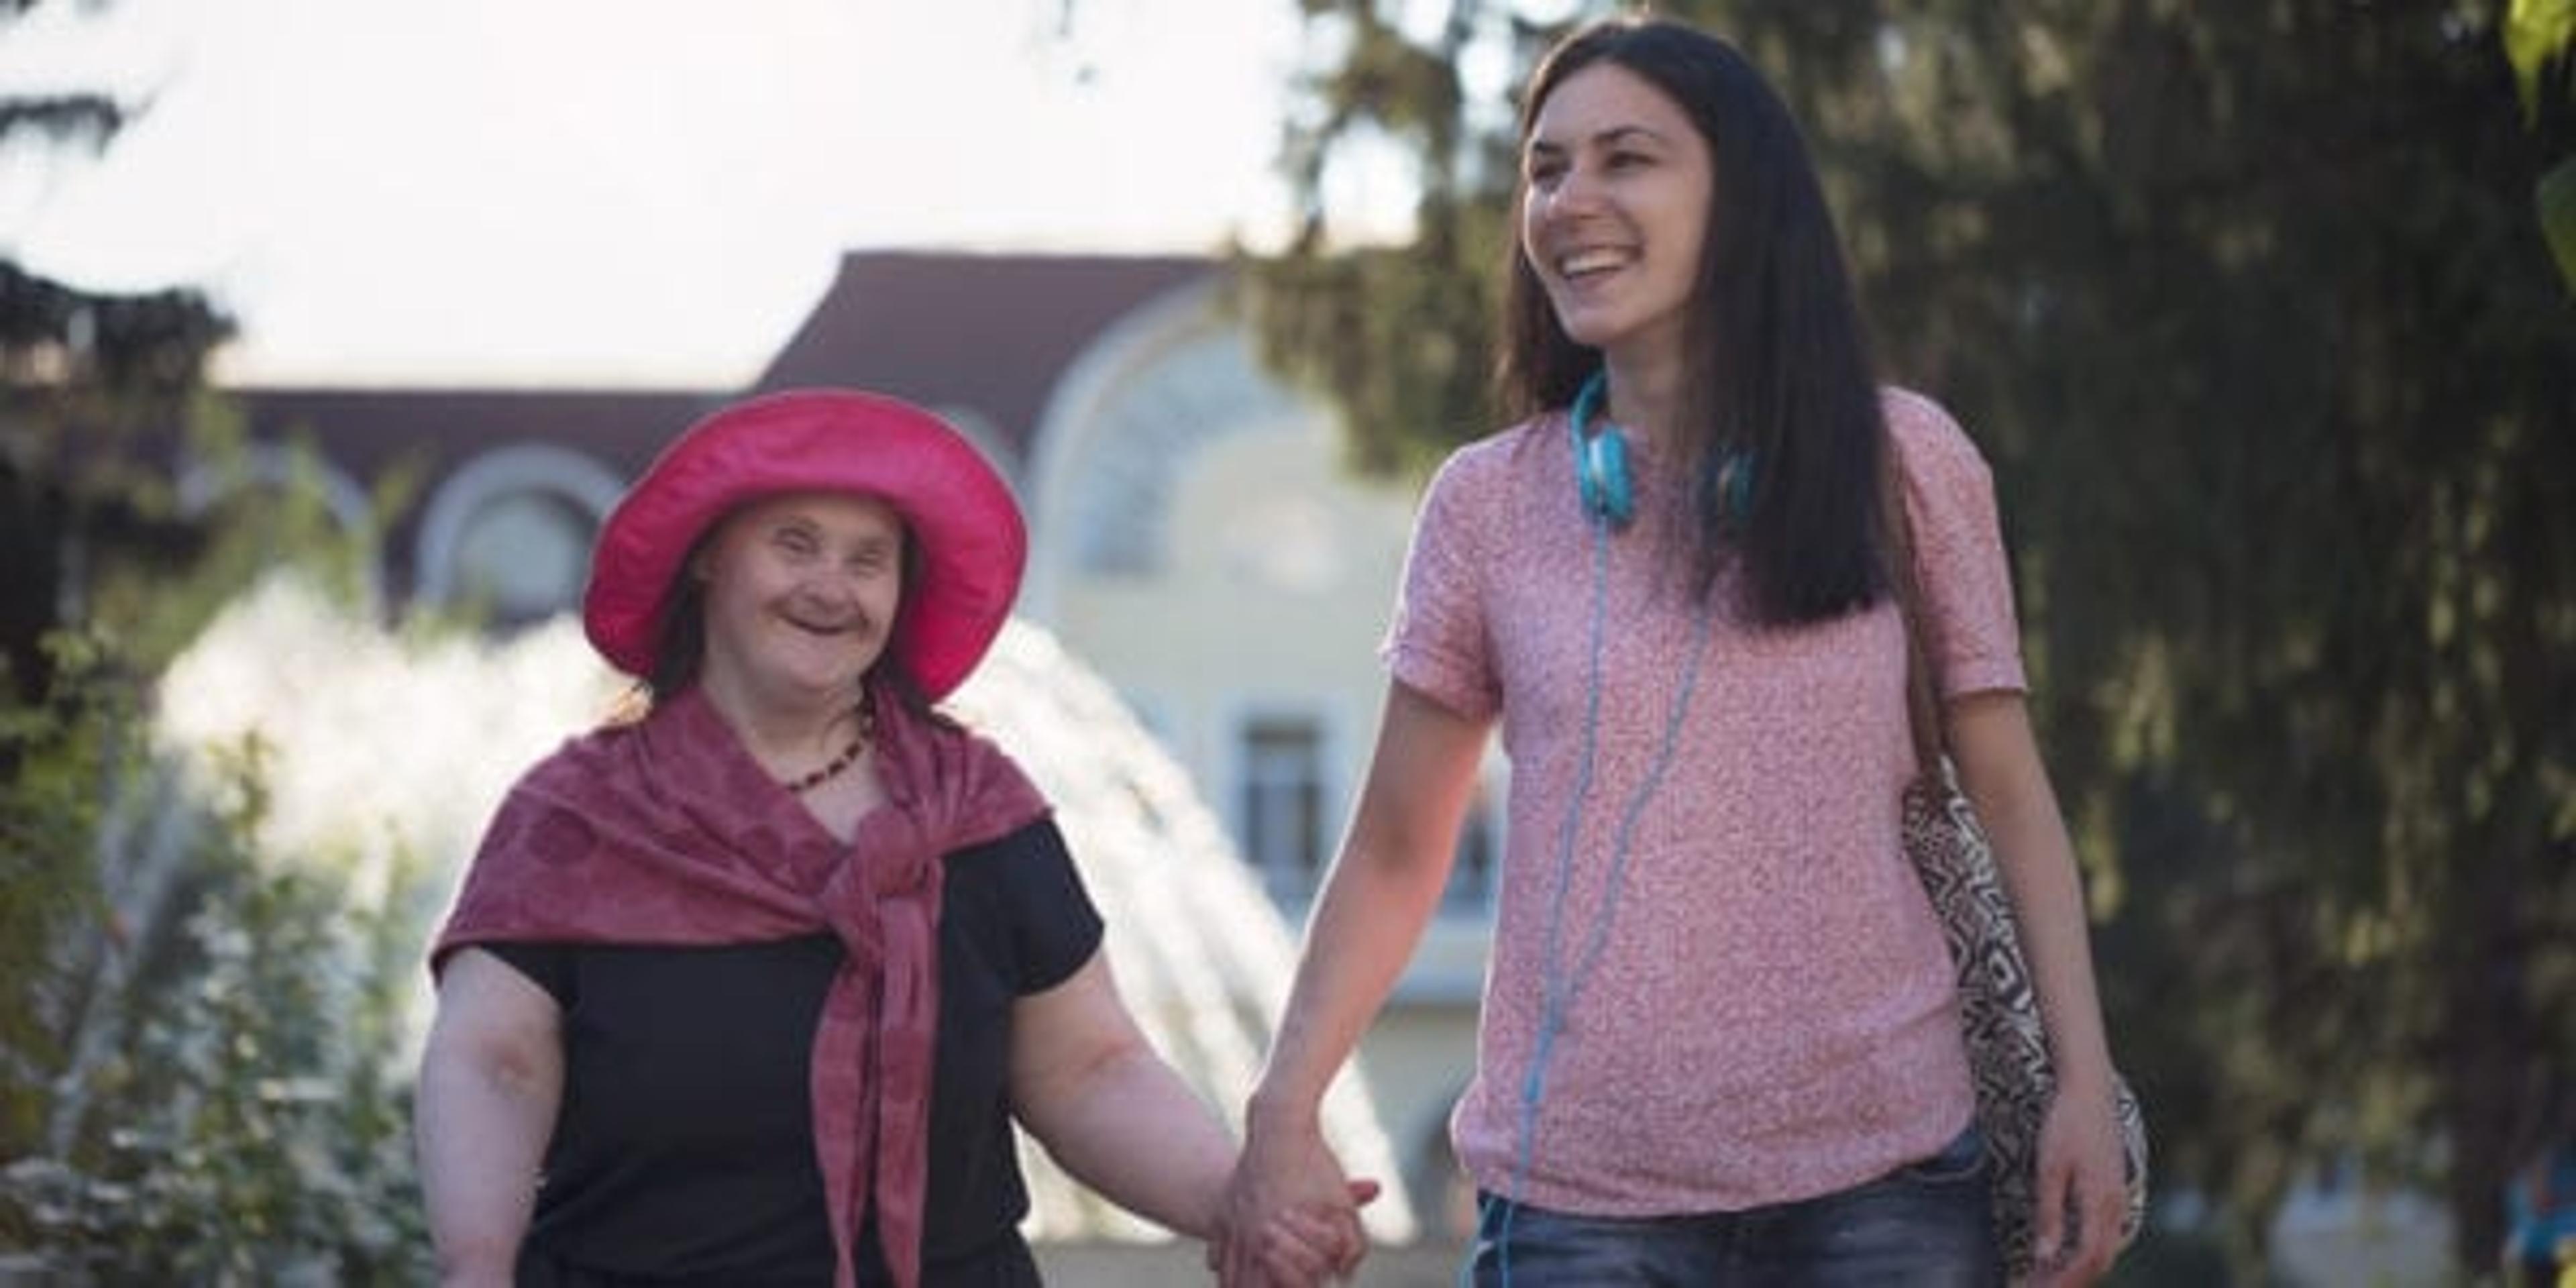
top-left (2, 0), bottom-right (2571, 1284)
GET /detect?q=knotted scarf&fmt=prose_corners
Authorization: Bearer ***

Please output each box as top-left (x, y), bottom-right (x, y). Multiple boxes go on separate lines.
top-left (435, 680), bottom-right (1049, 1288)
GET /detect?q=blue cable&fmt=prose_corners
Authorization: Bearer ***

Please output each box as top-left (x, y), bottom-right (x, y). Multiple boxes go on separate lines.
top-left (1468, 470), bottom-right (1717, 1288)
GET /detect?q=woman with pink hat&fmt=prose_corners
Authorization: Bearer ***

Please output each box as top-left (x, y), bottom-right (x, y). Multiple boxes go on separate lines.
top-left (414, 390), bottom-right (1362, 1287)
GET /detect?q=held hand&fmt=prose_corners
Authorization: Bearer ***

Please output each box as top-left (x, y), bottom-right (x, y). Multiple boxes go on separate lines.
top-left (1210, 1180), bottom-right (1382, 1287)
top-left (1216, 1115), bottom-right (1370, 1287)
top-left (2030, 1083), bottom-right (2127, 1287)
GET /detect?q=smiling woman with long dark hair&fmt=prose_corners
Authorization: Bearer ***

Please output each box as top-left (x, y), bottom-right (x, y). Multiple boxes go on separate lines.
top-left (1220, 16), bottom-right (2130, 1288)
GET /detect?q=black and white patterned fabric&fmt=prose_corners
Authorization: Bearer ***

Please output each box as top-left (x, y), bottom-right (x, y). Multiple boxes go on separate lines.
top-left (1902, 761), bottom-right (2151, 1278)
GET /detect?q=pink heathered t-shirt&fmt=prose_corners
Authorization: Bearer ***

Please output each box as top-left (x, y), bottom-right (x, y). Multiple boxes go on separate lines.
top-left (1385, 387), bottom-right (2024, 1216)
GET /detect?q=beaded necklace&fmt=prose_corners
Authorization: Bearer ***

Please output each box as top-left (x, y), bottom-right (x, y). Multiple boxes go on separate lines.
top-left (781, 705), bottom-right (875, 795)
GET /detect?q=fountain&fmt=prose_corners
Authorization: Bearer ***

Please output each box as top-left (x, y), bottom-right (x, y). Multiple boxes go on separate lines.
top-left (150, 572), bottom-right (1418, 1249)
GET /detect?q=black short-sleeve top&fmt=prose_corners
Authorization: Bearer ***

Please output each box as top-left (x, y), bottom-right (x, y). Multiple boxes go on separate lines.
top-left (485, 816), bottom-right (1103, 1287)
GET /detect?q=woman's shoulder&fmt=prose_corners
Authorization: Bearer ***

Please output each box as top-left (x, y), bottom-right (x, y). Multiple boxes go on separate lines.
top-left (484, 720), bottom-right (602, 795)
top-left (1425, 414), bottom-right (1562, 498)
top-left (1483, 412), bottom-right (1566, 462)
top-left (506, 715), bottom-right (640, 794)
top-left (941, 812), bottom-right (1100, 973)
top-left (1878, 385), bottom-right (1994, 484)
top-left (947, 812), bottom-right (1068, 867)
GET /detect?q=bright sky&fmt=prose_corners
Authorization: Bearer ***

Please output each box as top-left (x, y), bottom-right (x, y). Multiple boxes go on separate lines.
top-left (0, 0), bottom-right (1326, 388)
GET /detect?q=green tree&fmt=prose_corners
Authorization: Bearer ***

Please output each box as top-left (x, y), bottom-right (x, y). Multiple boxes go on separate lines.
top-left (3, 0), bottom-right (235, 1159)
top-left (2, 649), bottom-right (433, 1284)
top-left (1244, 0), bottom-right (2575, 1275)
top-left (0, 0), bottom-right (236, 704)
top-left (2, 5), bottom-right (431, 1279)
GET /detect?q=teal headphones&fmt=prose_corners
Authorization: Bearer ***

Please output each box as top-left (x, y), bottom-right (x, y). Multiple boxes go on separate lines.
top-left (1567, 369), bottom-right (1756, 533)
top-left (1568, 370), bottom-right (1635, 528)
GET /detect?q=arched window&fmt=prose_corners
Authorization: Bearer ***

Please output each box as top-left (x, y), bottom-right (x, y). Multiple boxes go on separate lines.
top-left (176, 443), bottom-right (379, 604)
top-left (415, 444), bottom-right (625, 627)
top-left (178, 443), bottom-right (374, 535)
top-left (1022, 280), bottom-right (1306, 614)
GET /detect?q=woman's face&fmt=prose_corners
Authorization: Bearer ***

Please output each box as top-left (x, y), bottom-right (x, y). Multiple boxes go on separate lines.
top-left (1519, 61), bottom-right (1715, 366)
top-left (693, 490), bottom-right (905, 714)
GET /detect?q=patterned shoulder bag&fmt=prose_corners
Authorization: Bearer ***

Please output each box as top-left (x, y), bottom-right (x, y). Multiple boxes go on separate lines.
top-left (1883, 453), bottom-right (2151, 1276)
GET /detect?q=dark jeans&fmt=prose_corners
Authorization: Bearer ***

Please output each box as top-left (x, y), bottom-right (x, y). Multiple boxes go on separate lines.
top-left (1470, 1124), bottom-right (2002, 1287)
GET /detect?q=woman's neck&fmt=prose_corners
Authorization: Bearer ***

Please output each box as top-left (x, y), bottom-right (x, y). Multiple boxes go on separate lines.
top-left (697, 672), bottom-right (865, 767)
top-left (1599, 349), bottom-right (1690, 453)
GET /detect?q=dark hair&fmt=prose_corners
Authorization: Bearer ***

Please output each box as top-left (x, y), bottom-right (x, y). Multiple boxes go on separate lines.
top-left (634, 509), bottom-right (949, 729)
top-left (1499, 16), bottom-right (1888, 625)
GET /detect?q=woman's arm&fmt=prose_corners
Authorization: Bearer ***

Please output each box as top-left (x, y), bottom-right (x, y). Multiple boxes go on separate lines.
top-left (1008, 949), bottom-right (1240, 1239)
top-left (1945, 690), bottom-right (2126, 1286)
top-left (1223, 679), bottom-right (1493, 1283)
top-left (1009, 948), bottom-right (1377, 1287)
top-left (415, 947), bottom-right (564, 1288)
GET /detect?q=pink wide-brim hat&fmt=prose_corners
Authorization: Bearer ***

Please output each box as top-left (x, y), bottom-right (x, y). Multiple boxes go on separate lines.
top-left (582, 388), bottom-right (1025, 701)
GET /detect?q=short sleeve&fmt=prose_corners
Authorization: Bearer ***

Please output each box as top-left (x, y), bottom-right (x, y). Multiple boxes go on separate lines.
top-left (958, 817), bottom-right (1102, 995)
top-left (1886, 389), bottom-right (2029, 699)
top-left (1383, 442), bottom-right (1503, 719)
top-left (480, 941), bottom-right (574, 1007)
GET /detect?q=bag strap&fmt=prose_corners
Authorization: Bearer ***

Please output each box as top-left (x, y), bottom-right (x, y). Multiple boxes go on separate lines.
top-left (1880, 433), bottom-right (1945, 779)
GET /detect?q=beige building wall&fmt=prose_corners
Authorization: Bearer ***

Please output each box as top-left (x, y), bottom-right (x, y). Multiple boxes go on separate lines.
top-left (1078, 425), bottom-right (1409, 801)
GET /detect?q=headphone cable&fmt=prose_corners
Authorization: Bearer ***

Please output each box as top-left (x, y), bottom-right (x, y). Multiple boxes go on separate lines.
top-left (1471, 490), bottom-right (1717, 1287)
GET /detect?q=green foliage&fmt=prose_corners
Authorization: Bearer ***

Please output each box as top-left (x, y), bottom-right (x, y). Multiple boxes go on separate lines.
top-left (1, 0), bottom-right (235, 697)
top-left (0, 614), bottom-right (435, 1280)
top-left (1250, 0), bottom-right (2576, 1275)
top-left (2508, 0), bottom-right (2575, 123)
top-left (3, 390), bottom-right (404, 700)
top-left (0, 304), bottom-right (425, 1287)
top-left (1, 7), bottom-right (427, 1276)
top-left (0, 4), bottom-right (231, 392)
top-left (2513, 0), bottom-right (2576, 289)
top-left (1231, 221), bottom-right (1507, 476)
top-left (2542, 156), bottom-right (2576, 287)
top-left (1236, 1), bottom-right (1521, 479)
top-left (0, 511), bottom-right (439, 1285)
top-left (0, 631), bottom-right (134, 1163)
top-left (103, 396), bottom-right (389, 662)
top-left (0, 722), bottom-right (433, 1284)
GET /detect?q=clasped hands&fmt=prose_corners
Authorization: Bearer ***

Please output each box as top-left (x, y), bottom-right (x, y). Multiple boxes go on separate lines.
top-left (1206, 1114), bottom-right (1378, 1288)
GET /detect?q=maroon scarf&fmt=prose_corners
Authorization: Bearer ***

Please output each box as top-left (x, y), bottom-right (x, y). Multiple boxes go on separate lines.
top-left (435, 681), bottom-right (1048, 1288)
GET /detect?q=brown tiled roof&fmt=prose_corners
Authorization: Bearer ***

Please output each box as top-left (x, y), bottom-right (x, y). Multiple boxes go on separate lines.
top-left (754, 251), bottom-right (1211, 453)
top-left (237, 387), bottom-right (722, 484)
top-left (232, 388), bottom-right (721, 596)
